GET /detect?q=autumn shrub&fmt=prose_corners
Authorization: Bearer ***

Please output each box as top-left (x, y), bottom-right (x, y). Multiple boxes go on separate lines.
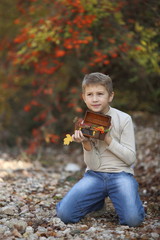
top-left (0, 0), bottom-right (159, 153)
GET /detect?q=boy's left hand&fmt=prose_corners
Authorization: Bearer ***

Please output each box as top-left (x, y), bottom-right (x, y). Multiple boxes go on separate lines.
top-left (104, 126), bottom-right (112, 146)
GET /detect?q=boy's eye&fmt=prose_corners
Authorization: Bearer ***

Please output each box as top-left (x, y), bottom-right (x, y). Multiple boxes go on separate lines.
top-left (98, 92), bottom-right (104, 95)
top-left (87, 93), bottom-right (92, 96)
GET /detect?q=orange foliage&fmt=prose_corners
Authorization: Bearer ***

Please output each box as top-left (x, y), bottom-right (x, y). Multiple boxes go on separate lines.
top-left (33, 111), bottom-right (48, 122)
top-left (75, 107), bottom-right (83, 113)
top-left (55, 49), bottom-right (66, 57)
top-left (14, 33), bottom-right (28, 43)
top-left (7, 0), bottom-right (148, 154)
top-left (26, 141), bottom-right (39, 154)
top-left (45, 134), bottom-right (60, 143)
top-left (14, 19), bottom-right (20, 25)
top-left (24, 104), bottom-right (31, 112)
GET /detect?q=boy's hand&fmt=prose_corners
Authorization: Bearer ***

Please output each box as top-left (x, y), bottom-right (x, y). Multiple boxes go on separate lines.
top-left (72, 130), bottom-right (89, 143)
top-left (72, 130), bottom-right (92, 151)
top-left (104, 126), bottom-right (112, 146)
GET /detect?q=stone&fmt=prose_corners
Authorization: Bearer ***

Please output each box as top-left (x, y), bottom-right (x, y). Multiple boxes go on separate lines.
top-left (64, 163), bottom-right (81, 172)
top-left (25, 226), bottom-right (34, 233)
top-left (0, 205), bottom-right (15, 215)
top-left (12, 228), bottom-right (22, 237)
top-left (37, 226), bottom-right (47, 233)
top-left (0, 224), bottom-right (10, 234)
top-left (23, 232), bottom-right (38, 240)
top-left (86, 227), bottom-right (97, 233)
top-left (151, 232), bottom-right (159, 238)
top-left (20, 205), bottom-right (29, 214)
top-left (5, 219), bottom-right (27, 233)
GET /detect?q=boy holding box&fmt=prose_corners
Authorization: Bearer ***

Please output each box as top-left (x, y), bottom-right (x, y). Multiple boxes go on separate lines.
top-left (56, 72), bottom-right (145, 227)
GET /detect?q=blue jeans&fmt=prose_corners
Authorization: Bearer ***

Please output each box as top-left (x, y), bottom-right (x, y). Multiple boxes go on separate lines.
top-left (56, 171), bottom-right (145, 227)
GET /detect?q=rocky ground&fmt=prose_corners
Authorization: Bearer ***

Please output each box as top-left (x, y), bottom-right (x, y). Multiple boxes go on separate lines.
top-left (0, 112), bottom-right (159, 240)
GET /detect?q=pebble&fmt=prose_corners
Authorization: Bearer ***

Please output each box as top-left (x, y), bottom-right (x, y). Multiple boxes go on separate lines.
top-left (64, 163), bottom-right (81, 172)
top-left (151, 232), bottom-right (159, 238)
top-left (0, 205), bottom-right (15, 215)
top-left (86, 226), bottom-right (97, 232)
top-left (26, 226), bottom-right (34, 233)
top-left (0, 224), bottom-right (10, 234)
top-left (5, 219), bottom-right (27, 233)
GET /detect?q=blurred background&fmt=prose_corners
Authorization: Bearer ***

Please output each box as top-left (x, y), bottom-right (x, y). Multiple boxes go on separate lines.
top-left (0, 0), bottom-right (159, 156)
top-left (0, 2), bottom-right (159, 234)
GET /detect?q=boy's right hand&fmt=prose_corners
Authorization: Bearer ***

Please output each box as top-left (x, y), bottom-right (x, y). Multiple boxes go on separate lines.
top-left (72, 130), bottom-right (92, 151)
top-left (72, 130), bottom-right (89, 143)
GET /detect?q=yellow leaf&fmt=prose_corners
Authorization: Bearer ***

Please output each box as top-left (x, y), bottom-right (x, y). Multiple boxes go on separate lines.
top-left (63, 134), bottom-right (73, 145)
top-left (141, 40), bottom-right (147, 46)
top-left (135, 22), bottom-right (143, 32)
top-left (97, 126), bottom-right (104, 131)
top-left (45, 134), bottom-right (50, 143)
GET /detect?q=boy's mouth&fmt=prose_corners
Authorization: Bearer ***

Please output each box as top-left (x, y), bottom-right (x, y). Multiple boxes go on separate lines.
top-left (91, 104), bottom-right (101, 108)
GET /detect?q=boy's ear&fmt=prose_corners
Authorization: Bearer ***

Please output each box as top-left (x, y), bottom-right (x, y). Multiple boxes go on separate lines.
top-left (109, 92), bottom-right (114, 102)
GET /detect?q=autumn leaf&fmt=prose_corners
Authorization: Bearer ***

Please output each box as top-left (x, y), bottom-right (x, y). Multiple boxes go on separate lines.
top-left (94, 126), bottom-right (105, 133)
top-left (63, 134), bottom-right (73, 145)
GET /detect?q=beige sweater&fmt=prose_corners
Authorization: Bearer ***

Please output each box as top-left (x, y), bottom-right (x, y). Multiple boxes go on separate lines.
top-left (83, 107), bottom-right (136, 174)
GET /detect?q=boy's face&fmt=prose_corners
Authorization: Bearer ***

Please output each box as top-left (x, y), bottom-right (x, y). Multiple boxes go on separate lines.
top-left (82, 84), bottom-right (114, 114)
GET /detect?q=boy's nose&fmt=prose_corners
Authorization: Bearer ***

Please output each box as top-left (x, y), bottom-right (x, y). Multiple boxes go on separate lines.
top-left (93, 95), bottom-right (98, 101)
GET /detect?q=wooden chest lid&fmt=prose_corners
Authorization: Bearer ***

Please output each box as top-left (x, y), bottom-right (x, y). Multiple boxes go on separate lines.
top-left (83, 110), bottom-right (111, 128)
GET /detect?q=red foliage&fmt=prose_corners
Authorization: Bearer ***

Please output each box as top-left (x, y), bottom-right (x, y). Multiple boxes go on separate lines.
top-left (46, 134), bottom-right (60, 143)
top-left (14, 19), bottom-right (20, 25)
top-left (111, 53), bottom-right (118, 58)
top-left (135, 46), bottom-right (142, 51)
top-left (33, 111), bottom-right (48, 122)
top-left (55, 49), bottom-right (66, 58)
top-left (24, 104), bottom-right (31, 112)
top-left (2, 83), bottom-right (9, 89)
top-left (26, 141), bottom-right (39, 154)
top-left (75, 107), bottom-right (83, 113)
top-left (103, 60), bottom-right (110, 65)
top-left (32, 128), bottom-right (40, 137)
top-left (12, 1), bottom-right (101, 153)
top-left (7, 0), bottom-right (141, 153)
top-left (70, 87), bottom-right (78, 94)
top-left (14, 33), bottom-right (27, 43)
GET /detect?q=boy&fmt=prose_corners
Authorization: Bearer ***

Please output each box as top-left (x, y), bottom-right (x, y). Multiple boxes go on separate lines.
top-left (56, 72), bottom-right (145, 227)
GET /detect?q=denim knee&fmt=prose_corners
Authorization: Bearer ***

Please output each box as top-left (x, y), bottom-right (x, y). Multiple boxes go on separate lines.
top-left (56, 203), bottom-right (79, 224)
top-left (121, 211), bottom-right (145, 227)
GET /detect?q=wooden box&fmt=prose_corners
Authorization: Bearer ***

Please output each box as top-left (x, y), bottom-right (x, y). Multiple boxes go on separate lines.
top-left (75, 110), bottom-right (111, 140)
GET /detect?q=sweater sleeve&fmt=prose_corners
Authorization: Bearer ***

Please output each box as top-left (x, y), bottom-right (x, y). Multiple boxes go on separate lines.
top-left (107, 116), bottom-right (136, 166)
top-left (83, 142), bottom-right (101, 170)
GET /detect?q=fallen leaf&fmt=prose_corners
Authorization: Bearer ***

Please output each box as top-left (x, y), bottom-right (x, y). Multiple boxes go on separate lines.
top-left (63, 134), bottom-right (73, 145)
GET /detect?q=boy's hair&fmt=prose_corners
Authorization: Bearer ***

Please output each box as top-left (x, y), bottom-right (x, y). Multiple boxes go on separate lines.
top-left (82, 72), bottom-right (113, 94)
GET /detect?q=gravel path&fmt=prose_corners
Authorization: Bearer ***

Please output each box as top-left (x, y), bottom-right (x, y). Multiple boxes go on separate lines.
top-left (0, 113), bottom-right (159, 239)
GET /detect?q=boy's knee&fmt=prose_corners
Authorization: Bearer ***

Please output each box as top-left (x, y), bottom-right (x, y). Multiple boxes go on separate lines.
top-left (56, 203), bottom-right (79, 224)
top-left (122, 212), bottom-right (145, 227)
top-left (56, 204), bottom-right (70, 224)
